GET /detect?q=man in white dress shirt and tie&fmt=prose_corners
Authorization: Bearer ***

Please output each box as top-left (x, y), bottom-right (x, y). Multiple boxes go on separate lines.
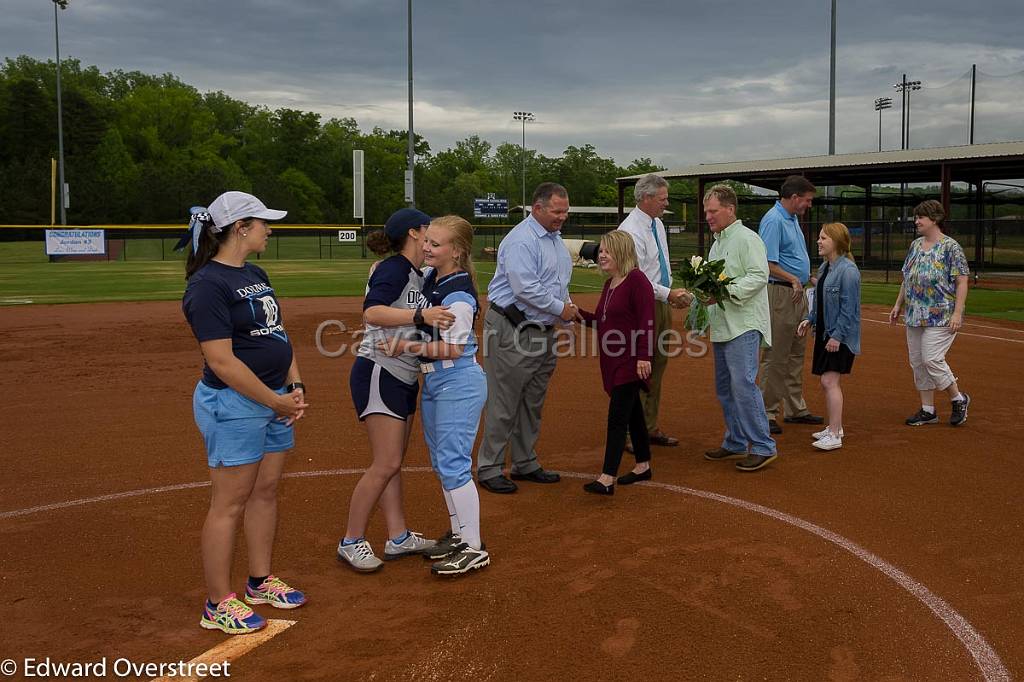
top-left (618, 174), bottom-right (691, 447)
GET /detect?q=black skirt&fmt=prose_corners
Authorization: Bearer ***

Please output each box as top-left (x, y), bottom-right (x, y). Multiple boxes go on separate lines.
top-left (812, 335), bottom-right (855, 375)
top-left (811, 264), bottom-right (855, 375)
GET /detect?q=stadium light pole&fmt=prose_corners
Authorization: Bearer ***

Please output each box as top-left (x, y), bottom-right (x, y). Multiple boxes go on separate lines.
top-left (512, 111), bottom-right (534, 214)
top-left (893, 76), bottom-right (922, 150)
top-left (405, 0), bottom-right (415, 207)
top-left (53, 0), bottom-right (70, 225)
top-left (874, 97), bottom-right (892, 152)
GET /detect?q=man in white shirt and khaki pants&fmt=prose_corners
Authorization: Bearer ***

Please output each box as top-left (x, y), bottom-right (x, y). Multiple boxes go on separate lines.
top-left (618, 174), bottom-right (691, 447)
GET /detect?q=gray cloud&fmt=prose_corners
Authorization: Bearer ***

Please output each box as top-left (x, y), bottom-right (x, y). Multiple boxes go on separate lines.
top-left (4, 0), bottom-right (1023, 169)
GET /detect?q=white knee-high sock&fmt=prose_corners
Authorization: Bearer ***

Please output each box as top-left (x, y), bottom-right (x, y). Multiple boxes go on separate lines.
top-left (442, 489), bottom-right (459, 535)
top-left (448, 481), bottom-right (482, 550)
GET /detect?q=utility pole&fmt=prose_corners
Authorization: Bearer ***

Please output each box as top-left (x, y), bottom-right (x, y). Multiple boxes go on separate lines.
top-left (969, 63), bottom-right (977, 145)
top-left (828, 0), bottom-right (836, 155)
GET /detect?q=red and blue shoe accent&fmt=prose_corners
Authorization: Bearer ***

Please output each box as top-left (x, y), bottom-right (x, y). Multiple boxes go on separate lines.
top-left (244, 575), bottom-right (307, 610)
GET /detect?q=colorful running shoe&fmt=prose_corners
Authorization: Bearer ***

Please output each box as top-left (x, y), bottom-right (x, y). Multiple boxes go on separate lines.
top-left (244, 575), bottom-right (307, 610)
top-left (200, 593), bottom-right (267, 635)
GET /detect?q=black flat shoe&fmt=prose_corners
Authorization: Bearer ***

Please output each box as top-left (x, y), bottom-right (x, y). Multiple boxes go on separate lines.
top-left (617, 469), bottom-right (652, 485)
top-left (583, 480), bottom-right (614, 495)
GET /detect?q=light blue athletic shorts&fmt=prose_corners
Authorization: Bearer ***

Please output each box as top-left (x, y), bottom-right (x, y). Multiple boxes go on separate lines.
top-left (193, 381), bottom-right (295, 468)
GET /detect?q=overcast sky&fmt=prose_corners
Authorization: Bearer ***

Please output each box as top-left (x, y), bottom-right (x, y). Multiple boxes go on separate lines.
top-left (4, 0), bottom-right (1023, 169)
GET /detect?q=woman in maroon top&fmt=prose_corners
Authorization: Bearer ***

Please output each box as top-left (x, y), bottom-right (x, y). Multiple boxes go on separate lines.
top-left (576, 231), bottom-right (656, 495)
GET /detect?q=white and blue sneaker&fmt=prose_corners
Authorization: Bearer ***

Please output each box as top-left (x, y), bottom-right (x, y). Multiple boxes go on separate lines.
top-left (384, 531), bottom-right (437, 560)
top-left (337, 539), bottom-right (383, 573)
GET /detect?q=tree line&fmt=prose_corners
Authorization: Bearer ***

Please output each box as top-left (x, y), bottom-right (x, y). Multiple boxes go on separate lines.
top-left (0, 56), bottom-right (681, 226)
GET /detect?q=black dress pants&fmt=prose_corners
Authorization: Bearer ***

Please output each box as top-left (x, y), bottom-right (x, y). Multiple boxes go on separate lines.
top-left (603, 381), bottom-right (651, 476)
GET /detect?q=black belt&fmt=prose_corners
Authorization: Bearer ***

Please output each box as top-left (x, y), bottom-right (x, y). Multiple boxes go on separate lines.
top-left (769, 280), bottom-right (795, 288)
top-left (490, 303), bottom-right (554, 331)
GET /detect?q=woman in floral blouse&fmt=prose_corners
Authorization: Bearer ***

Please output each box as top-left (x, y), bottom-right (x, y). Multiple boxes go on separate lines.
top-left (888, 199), bottom-right (971, 426)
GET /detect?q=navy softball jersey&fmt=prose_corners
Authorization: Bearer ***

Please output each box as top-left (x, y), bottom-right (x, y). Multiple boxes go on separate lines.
top-left (356, 254), bottom-right (425, 384)
top-left (417, 269), bottom-right (479, 354)
top-left (183, 261), bottom-right (293, 390)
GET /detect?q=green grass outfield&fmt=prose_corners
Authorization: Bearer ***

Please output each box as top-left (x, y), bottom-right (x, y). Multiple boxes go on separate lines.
top-left (1, 258), bottom-right (1022, 322)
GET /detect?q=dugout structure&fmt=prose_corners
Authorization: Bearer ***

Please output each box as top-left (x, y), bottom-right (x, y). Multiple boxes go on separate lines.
top-left (617, 141), bottom-right (1024, 274)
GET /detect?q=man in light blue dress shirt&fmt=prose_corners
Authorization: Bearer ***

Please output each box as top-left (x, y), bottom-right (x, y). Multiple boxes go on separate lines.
top-left (757, 175), bottom-right (823, 434)
top-left (477, 183), bottom-right (577, 494)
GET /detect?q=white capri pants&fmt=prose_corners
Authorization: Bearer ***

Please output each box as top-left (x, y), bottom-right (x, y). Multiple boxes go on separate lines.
top-left (905, 326), bottom-right (958, 391)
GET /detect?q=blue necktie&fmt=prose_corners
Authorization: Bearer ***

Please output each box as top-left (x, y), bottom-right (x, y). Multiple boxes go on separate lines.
top-left (651, 218), bottom-right (670, 288)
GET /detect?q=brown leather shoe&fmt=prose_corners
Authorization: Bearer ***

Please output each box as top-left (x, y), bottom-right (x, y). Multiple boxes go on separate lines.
top-left (704, 447), bottom-right (747, 461)
top-left (648, 430), bottom-right (679, 447)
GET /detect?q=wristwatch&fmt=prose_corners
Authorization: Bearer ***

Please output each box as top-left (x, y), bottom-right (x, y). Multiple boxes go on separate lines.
top-left (285, 382), bottom-right (306, 394)
top-left (413, 307), bottom-right (425, 325)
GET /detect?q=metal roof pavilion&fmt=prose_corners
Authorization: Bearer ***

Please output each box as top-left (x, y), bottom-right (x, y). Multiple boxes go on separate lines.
top-left (616, 141), bottom-right (1024, 190)
top-left (615, 141), bottom-right (1024, 259)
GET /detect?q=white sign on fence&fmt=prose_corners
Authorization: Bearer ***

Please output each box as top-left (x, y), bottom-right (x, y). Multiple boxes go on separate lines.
top-left (45, 229), bottom-right (105, 256)
top-left (338, 230), bottom-right (358, 243)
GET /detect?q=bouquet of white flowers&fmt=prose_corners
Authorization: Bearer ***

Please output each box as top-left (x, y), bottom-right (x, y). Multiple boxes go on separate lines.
top-left (675, 255), bottom-right (736, 335)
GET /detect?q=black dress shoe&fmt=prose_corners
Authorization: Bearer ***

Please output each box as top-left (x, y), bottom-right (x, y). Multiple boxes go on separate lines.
top-left (479, 475), bottom-right (517, 494)
top-left (768, 419), bottom-right (783, 434)
top-left (583, 480), bottom-right (614, 495)
top-left (617, 469), bottom-right (652, 485)
top-left (648, 430), bottom-right (679, 447)
top-left (784, 414), bottom-right (825, 425)
top-left (510, 469), bottom-right (560, 483)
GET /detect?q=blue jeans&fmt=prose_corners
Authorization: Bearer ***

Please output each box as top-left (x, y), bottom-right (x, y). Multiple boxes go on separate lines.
top-left (421, 364), bottom-right (488, 490)
top-left (713, 331), bottom-right (776, 456)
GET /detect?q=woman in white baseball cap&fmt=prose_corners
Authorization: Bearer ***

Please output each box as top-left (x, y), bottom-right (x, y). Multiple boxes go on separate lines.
top-left (181, 191), bottom-right (309, 634)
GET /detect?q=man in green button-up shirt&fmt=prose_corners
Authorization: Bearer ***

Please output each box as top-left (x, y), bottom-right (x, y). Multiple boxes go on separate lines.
top-left (702, 185), bottom-right (778, 472)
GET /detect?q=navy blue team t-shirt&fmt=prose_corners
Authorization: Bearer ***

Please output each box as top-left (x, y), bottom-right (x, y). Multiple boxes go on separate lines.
top-left (183, 261), bottom-right (293, 390)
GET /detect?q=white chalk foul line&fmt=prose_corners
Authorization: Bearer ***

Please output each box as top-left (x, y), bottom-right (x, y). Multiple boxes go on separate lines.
top-left (0, 480), bottom-right (213, 520)
top-left (862, 317), bottom-right (1024, 344)
top-left (1, 466), bottom-right (1009, 682)
top-left (150, 619), bottom-right (295, 682)
top-left (617, 476), bottom-right (1010, 682)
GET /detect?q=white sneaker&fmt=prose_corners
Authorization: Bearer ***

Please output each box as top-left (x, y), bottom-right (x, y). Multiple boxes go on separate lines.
top-left (812, 433), bottom-right (843, 451)
top-left (384, 531), bottom-right (437, 561)
top-left (813, 427), bottom-right (844, 440)
top-left (337, 539), bottom-right (383, 573)
top-left (430, 545), bottom-right (490, 576)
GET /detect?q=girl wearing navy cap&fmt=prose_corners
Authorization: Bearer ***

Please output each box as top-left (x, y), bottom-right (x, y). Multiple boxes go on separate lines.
top-left (181, 191), bottom-right (309, 635)
top-left (378, 215), bottom-right (490, 575)
top-left (337, 208), bottom-right (456, 572)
